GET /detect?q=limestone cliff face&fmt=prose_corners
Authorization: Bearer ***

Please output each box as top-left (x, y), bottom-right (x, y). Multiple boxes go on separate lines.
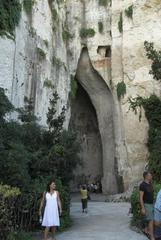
top-left (0, 0), bottom-right (161, 193)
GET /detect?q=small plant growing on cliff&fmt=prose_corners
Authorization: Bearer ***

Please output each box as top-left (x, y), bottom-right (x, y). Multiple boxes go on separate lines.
top-left (118, 12), bottom-right (123, 33)
top-left (62, 29), bottom-right (73, 41)
top-left (0, 0), bottom-right (21, 38)
top-left (43, 79), bottom-right (53, 88)
top-left (117, 81), bottom-right (126, 99)
top-left (80, 28), bottom-right (95, 38)
top-left (43, 40), bottom-right (49, 48)
top-left (144, 41), bottom-right (161, 81)
top-left (98, 22), bottom-right (104, 33)
top-left (52, 8), bottom-right (58, 22)
top-left (23, 0), bottom-right (35, 15)
top-left (98, 0), bottom-right (110, 6)
top-left (125, 5), bottom-right (133, 19)
top-left (52, 55), bottom-right (63, 67)
top-left (69, 75), bottom-right (78, 100)
top-left (36, 47), bottom-right (46, 60)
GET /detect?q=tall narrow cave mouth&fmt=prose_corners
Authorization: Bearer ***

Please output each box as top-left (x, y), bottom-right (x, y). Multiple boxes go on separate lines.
top-left (71, 47), bottom-right (120, 194)
top-left (69, 82), bottom-right (103, 190)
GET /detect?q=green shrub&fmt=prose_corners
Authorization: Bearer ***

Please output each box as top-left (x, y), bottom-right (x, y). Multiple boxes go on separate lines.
top-left (36, 47), bottom-right (46, 60)
top-left (116, 81), bottom-right (126, 99)
top-left (0, 184), bottom-right (20, 239)
top-left (7, 231), bottom-right (32, 240)
top-left (118, 12), bottom-right (123, 33)
top-left (0, 0), bottom-right (21, 37)
top-left (0, 88), bottom-right (14, 121)
top-left (98, 22), bottom-right (104, 33)
top-left (80, 28), bottom-right (95, 38)
top-left (0, 87), bottom-right (80, 235)
top-left (129, 95), bottom-right (161, 181)
top-left (23, 0), bottom-right (34, 15)
top-left (125, 5), bottom-right (133, 19)
top-left (144, 41), bottom-right (161, 81)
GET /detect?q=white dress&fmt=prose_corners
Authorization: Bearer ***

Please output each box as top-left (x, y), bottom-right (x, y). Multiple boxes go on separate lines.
top-left (42, 191), bottom-right (60, 227)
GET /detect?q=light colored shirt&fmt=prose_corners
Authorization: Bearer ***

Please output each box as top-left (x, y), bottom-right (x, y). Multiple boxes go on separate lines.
top-left (80, 189), bottom-right (88, 199)
top-left (155, 189), bottom-right (161, 211)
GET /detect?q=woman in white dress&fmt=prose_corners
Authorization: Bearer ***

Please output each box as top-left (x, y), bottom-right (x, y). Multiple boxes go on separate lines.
top-left (39, 180), bottom-right (62, 240)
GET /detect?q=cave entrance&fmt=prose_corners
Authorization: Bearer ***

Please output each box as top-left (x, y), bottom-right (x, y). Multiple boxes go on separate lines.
top-left (70, 48), bottom-right (120, 194)
top-left (69, 83), bottom-right (103, 191)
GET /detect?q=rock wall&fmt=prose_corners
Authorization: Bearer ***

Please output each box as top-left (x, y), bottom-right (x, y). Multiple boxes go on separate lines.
top-left (0, 0), bottom-right (161, 193)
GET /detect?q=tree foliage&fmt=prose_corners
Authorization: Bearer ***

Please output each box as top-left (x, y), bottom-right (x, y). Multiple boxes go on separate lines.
top-left (0, 87), bottom-right (80, 236)
top-left (0, 0), bottom-right (21, 37)
top-left (144, 41), bottom-right (161, 81)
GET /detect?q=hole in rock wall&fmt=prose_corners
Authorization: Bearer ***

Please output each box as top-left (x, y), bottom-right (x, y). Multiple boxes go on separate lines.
top-left (69, 83), bottom-right (103, 191)
top-left (97, 45), bottom-right (111, 58)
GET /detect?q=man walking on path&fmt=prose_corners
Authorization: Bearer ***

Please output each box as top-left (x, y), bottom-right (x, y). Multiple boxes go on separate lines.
top-left (139, 171), bottom-right (155, 240)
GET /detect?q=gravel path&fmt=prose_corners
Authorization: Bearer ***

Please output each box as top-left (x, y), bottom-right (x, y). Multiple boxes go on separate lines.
top-left (53, 202), bottom-right (147, 240)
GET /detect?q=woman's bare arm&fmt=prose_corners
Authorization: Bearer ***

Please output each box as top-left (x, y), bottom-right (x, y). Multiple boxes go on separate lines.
top-left (57, 191), bottom-right (62, 215)
top-left (39, 191), bottom-right (46, 216)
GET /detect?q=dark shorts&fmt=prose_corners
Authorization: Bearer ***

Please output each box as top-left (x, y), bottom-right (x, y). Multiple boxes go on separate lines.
top-left (144, 203), bottom-right (154, 221)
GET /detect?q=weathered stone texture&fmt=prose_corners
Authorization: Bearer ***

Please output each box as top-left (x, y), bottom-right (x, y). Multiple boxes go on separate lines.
top-left (0, 0), bottom-right (161, 193)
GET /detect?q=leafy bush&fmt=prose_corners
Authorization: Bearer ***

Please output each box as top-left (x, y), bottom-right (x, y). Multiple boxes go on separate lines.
top-left (118, 12), bottom-right (123, 33)
top-left (0, 88), bottom-right (14, 120)
top-left (125, 5), bottom-right (133, 19)
top-left (129, 95), bottom-right (161, 181)
top-left (7, 231), bottom-right (32, 240)
top-left (0, 0), bottom-right (21, 37)
top-left (117, 81), bottom-right (126, 99)
top-left (130, 182), bottom-right (161, 228)
top-left (0, 184), bottom-right (20, 239)
top-left (144, 41), bottom-right (161, 81)
top-left (0, 87), bottom-right (81, 236)
top-left (80, 28), bottom-right (95, 38)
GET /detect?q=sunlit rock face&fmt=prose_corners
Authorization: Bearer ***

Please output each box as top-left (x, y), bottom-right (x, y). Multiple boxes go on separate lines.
top-left (0, 0), bottom-right (161, 193)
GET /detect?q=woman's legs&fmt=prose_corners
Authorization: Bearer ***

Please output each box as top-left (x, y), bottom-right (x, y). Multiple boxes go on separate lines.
top-left (44, 227), bottom-right (50, 240)
top-left (51, 226), bottom-right (56, 240)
